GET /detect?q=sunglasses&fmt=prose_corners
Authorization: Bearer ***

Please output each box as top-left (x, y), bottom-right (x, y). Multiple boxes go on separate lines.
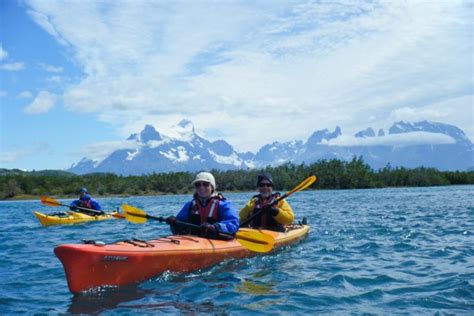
top-left (258, 183), bottom-right (272, 187)
top-left (194, 182), bottom-right (211, 188)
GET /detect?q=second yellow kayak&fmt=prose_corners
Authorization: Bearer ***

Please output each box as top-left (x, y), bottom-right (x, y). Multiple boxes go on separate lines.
top-left (34, 210), bottom-right (123, 226)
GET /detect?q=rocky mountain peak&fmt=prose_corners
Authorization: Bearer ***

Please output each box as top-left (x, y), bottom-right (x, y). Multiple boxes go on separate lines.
top-left (177, 119), bottom-right (195, 132)
top-left (355, 127), bottom-right (376, 138)
top-left (389, 120), bottom-right (470, 143)
top-left (306, 126), bottom-right (342, 146)
top-left (140, 124), bottom-right (162, 142)
top-left (127, 124), bottom-right (162, 143)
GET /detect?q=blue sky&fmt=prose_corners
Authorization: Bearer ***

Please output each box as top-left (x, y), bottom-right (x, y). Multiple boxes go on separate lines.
top-left (1, 0), bottom-right (473, 170)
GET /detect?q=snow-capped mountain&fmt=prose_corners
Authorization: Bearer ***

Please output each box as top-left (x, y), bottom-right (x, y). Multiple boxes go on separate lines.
top-left (388, 121), bottom-right (471, 144)
top-left (69, 120), bottom-right (251, 175)
top-left (254, 140), bottom-right (304, 166)
top-left (288, 120), bottom-right (473, 170)
top-left (68, 120), bottom-right (473, 175)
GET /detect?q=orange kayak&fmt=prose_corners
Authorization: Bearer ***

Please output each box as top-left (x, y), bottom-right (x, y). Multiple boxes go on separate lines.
top-left (55, 224), bottom-right (309, 294)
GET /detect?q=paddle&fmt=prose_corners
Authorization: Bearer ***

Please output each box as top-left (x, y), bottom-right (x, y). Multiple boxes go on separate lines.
top-left (240, 175), bottom-right (317, 227)
top-left (122, 204), bottom-right (275, 253)
top-left (40, 196), bottom-right (123, 218)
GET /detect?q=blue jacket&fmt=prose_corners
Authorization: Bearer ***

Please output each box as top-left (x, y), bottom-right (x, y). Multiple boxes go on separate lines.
top-left (70, 194), bottom-right (102, 211)
top-left (174, 198), bottom-right (239, 235)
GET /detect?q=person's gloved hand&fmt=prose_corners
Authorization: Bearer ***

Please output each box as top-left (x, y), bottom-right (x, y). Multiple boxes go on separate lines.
top-left (69, 205), bottom-right (77, 211)
top-left (200, 223), bottom-right (219, 234)
top-left (165, 216), bottom-right (177, 225)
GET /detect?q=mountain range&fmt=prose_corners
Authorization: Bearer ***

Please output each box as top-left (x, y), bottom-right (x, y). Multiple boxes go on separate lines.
top-left (68, 119), bottom-right (474, 175)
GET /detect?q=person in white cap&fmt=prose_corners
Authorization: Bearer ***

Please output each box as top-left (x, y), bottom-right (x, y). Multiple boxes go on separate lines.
top-left (166, 172), bottom-right (239, 239)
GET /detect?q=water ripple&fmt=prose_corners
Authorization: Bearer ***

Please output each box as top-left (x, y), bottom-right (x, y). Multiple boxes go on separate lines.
top-left (0, 186), bottom-right (473, 314)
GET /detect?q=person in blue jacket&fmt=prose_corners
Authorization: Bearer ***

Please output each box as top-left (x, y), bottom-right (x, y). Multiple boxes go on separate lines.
top-left (166, 172), bottom-right (239, 239)
top-left (70, 187), bottom-right (103, 215)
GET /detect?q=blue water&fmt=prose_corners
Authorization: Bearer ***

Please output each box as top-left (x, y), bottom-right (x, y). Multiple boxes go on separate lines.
top-left (1, 186), bottom-right (473, 314)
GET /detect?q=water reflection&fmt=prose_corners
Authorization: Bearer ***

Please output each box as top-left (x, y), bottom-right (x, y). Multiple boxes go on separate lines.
top-left (67, 282), bottom-right (234, 314)
top-left (113, 300), bottom-right (231, 314)
top-left (68, 285), bottom-right (148, 314)
top-left (236, 279), bottom-right (275, 295)
top-left (236, 269), bottom-right (276, 295)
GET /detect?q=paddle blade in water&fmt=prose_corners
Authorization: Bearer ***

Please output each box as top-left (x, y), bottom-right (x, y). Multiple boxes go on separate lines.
top-left (235, 230), bottom-right (275, 253)
top-left (122, 204), bottom-right (148, 224)
top-left (40, 196), bottom-right (62, 207)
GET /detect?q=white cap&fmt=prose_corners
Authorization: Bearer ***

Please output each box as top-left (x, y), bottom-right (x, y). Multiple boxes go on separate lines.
top-left (192, 172), bottom-right (216, 189)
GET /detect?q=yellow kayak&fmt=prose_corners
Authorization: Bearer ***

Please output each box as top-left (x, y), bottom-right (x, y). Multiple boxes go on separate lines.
top-left (34, 210), bottom-right (124, 226)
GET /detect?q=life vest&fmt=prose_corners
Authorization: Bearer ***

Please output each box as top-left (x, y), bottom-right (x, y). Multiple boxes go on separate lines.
top-left (250, 192), bottom-right (281, 228)
top-left (74, 198), bottom-right (102, 216)
top-left (79, 198), bottom-right (92, 209)
top-left (188, 193), bottom-right (224, 225)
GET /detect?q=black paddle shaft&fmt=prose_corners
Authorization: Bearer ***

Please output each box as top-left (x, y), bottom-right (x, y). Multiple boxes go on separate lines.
top-left (239, 193), bottom-right (288, 227)
top-left (54, 201), bottom-right (104, 216)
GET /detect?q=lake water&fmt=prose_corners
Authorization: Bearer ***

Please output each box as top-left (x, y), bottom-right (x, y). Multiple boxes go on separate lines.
top-left (0, 186), bottom-right (473, 314)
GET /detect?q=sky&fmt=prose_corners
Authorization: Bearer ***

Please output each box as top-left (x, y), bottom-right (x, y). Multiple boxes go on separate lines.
top-left (0, 0), bottom-right (473, 170)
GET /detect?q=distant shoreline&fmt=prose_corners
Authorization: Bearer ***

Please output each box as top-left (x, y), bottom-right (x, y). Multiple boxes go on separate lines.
top-left (1, 189), bottom-right (251, 201)
top-left (3, 184), bottom-right (474, 202)
top-left (1, 191), bottom-right (174, 202)
top-left (2, 158), bottom-right (473, 201)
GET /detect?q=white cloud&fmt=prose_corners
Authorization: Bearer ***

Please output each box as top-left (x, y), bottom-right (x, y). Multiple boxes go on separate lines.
top-left (0, 91), bottom-right (7, 97)
top-left (0, 142), bottom-right (52, 163)
top-left (17, 90), bottom-right (33, 99)
top-left (75, 140), bottom-right (143, 163)
top-left (46, 75), bottom-right (62, 83)
top-left (24, 91), bottom-right (57, 114)
top-left (0, 44), bottom-right (7, 60)
top-left (27, 9), bottom-right (68, 45)
top-left (1, 62), bottom-right (25, 71)
top-left (25, 1), bottom-right (474, 150)
top-left (325, 132), bottom-right (456, 147)
top-left (38, 63), bottom-right (63, 73)
top-left (1, 150), bottom-right (27, 164)
top-left (390, 107), bottom-right (446, 122)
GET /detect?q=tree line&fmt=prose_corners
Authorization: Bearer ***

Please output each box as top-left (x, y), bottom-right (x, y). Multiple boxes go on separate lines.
top-left (1, 156), bottom-right (473, 200)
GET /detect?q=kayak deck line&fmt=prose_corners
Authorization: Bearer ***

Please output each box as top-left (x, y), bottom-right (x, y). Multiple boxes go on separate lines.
top-left (70, 238), bottom-right (262, 254)
top-left (55, 224), bottom-right (310, 294)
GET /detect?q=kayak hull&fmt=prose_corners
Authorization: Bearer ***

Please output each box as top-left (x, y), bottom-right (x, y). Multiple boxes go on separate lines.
top-left (55, 225), bottom-right (309, 294)
top-left (34, 211), bottom-right (122, 226)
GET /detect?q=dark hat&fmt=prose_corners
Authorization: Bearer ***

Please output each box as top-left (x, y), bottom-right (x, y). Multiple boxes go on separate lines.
top-left (79, 187), bottom-right (88, 193)
top-left (257, 173), bottom-right (273, 185)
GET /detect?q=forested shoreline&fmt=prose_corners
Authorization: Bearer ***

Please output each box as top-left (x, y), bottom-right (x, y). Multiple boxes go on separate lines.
top-left (1, 157), bottom-right (473, 200)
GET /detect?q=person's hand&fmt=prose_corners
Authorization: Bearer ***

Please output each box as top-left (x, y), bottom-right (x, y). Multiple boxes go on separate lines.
top-left (200, 223), bottom-right (219, 233)
top-left (69, 205), bottom-right (77, 211)
top-left (165, 216), bottom-right (177, 225)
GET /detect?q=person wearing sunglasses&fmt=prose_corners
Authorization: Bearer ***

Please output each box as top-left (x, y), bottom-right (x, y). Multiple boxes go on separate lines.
top-left (239, 173), bottom-right (294, 231)
top-left (166, 172), bottom-right (239, 239)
